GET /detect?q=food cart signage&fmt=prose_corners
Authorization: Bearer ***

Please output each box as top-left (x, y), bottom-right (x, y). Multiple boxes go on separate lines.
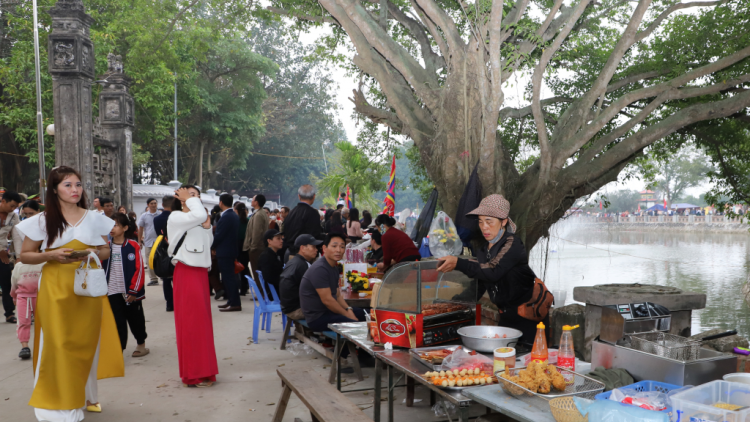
top-left (380, 319), bottom-right (406, 337)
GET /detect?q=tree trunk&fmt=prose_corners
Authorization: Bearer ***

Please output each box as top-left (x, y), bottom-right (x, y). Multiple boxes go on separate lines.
top-left (198, 141), bottom-right (205, 190)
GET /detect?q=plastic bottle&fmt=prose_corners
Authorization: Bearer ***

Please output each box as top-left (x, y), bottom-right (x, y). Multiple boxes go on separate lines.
top-left (558, 325), bottom-right (578, 381)
top-left (530, 322), bottom-right (548, 363)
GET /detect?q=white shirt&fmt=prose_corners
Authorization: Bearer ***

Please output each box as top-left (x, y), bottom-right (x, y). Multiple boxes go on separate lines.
top-left (166, 198), bottom-right (213, 269)
top-left (107, 243), bottom-right (126, 295)
top-left (16, 210), bottom-right (113, 250)
top-left (137, 210), bottom-right (161, 247)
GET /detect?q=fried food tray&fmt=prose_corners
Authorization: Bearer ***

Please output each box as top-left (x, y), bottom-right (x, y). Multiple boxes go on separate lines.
top-left (410, 345), bottom-right (469, 370)
top-left (497, 366), bottom-right (605, 401)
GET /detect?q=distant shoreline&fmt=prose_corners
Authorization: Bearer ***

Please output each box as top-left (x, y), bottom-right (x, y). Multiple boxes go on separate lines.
top-left (572, 221), bottom-right (750, 234)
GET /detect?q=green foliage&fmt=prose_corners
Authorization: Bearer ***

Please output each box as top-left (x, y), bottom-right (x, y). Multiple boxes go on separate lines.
top-left (230, 22), bottom-right (347, 201)
top-left (601, 190), bottom-right (641, 213)
top-left (317, 141), bottom-right (388, 210)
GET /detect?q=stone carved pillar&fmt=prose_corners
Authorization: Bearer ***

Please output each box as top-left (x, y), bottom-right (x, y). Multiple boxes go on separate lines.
top-left (48, 0), bottom-right (96, 201)
top-left (98, 54), bottom-right (134, 211)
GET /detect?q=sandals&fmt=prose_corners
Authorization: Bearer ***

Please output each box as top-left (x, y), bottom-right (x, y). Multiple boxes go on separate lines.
top-left (6, 316), bottom-right (16, 324)
top-left (86, 403), bottom-right (102, 413)
top-left (183, 381), bottom-right (214, 388)
top-left (132, 348), bottom-right (150, 358)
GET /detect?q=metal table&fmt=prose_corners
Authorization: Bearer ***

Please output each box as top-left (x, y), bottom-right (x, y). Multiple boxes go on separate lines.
top-left (376, 349), bottom-right (476, 422)
top-left (461, 384), bottom-right (557, 422)
top-left (329, 322), bottom-right (388, 422)
top-left (461, 362), bottom-right (592, 422)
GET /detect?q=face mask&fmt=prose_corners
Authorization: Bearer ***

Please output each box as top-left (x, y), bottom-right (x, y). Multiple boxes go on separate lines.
top-left (271, 216), bottom-right (276, 221)
top-left (380, 224), bottom-right (387, 235)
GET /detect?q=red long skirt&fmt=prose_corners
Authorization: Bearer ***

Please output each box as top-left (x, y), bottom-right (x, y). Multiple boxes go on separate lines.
top-left (173, 262), bottom-right (219, 385)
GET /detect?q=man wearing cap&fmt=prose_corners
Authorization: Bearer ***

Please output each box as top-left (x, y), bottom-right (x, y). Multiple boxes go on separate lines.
top-left (257, 229), bottom-right (284, 298)
top-left (279, 234), bottom-right (322, 320)
top-left (214, 193), bottom-right (242, 312)
top-left (436, 194), bottom-right (546, 343)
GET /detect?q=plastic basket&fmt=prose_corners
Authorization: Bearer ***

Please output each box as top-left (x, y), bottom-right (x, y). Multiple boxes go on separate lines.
top-left (549, 397), bottom-right (588, 422)
top-left (594, 380), bottom-right (681, 414)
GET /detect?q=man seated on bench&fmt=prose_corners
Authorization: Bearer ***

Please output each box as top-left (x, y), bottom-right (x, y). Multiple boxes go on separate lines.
top-left (279, 234), bottom-right (321, 320)
top-left (299, 233), bottom-right (366, 332)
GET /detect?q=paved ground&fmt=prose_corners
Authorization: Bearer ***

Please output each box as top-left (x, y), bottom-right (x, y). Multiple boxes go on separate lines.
top-left (0, 284), bottom-right (490, 421)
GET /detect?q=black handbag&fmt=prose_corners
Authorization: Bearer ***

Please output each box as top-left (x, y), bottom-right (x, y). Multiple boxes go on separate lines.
top-left (153, 232), bottom-right (187, 278)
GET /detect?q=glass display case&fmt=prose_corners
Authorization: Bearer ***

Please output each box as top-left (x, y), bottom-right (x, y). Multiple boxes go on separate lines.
top-left (372, 261), bottom-right (480, 348)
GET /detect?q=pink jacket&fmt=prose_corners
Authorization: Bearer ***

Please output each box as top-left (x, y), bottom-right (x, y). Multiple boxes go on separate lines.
top-left (10, 263), bottom-right (42, 298)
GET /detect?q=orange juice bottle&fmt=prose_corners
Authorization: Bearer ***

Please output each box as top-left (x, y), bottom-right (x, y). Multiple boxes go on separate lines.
top-left (530, 322), bottom-right (548, 363)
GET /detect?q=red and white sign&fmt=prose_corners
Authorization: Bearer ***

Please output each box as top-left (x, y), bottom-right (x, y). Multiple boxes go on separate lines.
top-left (380, 319), bottom-right (406, 337)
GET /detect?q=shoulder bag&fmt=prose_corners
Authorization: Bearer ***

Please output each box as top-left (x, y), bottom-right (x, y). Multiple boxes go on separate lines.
top-left (74, 253), bottom-right (109, 297)
top-left (153, 231), bottom-right (187, 278)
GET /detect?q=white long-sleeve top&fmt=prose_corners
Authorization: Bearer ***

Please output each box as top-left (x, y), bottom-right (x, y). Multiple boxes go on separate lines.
top-left (166, 197), bottom-right (213, 269)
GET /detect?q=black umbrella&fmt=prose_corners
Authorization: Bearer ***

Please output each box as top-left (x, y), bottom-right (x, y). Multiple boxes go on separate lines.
top-left (412, 188), bottom-right (438, 247)
top-left (454, 162), bottom-right (483, 247)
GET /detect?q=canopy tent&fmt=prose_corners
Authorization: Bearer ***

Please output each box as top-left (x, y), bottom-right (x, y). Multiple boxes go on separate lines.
top-left (646, 204), bottom-right (667, 212)
top-left (670, 203), bottom-right (701, 210)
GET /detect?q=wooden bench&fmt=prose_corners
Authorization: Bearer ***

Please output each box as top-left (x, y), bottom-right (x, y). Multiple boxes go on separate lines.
top-left (292, 320), bottom-right (363, 384)
top-left (273, 368), bottom-right (373, 422)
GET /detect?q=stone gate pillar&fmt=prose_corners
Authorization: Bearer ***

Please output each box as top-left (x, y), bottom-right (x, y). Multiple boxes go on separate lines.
top-left (98, 54), bottom-right (134, 210)
top-left (48, 0), bottom-right (96, 201)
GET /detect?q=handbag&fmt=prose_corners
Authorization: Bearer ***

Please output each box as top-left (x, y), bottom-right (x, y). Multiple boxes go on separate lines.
top-left (234, 260), bottom-right (245, 274)
top-left (74, 253), bottom-right (109, 297)
top-left (515, 278), bottom-right (554, 322)
top-left (153, 232), bottom-right (188, 278)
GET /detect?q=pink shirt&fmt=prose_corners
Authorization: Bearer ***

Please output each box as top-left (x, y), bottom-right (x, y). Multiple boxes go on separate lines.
top-left (347, 221), bottom-right (364, 238)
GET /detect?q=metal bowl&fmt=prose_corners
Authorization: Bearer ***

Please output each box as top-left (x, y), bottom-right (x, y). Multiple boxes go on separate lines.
top-left (457, 326), bottom-right (523, 353)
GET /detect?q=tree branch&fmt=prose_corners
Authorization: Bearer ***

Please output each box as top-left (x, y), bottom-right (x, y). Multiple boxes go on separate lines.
top-left (498, 97), bottom-right (575, 120)
top-left (266, 7), bottom-right (340, 25)
top-left (570, 89), bottom-right (750, 184)
top-left (634, 0), bottom-right (727, 43)
top-left (328, 0), bottom-right (441, 109)
top-left (532, 0), bottom-right (592, 182)
top-left (349, 88), bottom-right (404, 132)
top-left (410, 0), bottom-right (450, 58)
top-left (150, 0), bottom-right (202, 55)
top-left (412, 0), bottom-right (465, 52)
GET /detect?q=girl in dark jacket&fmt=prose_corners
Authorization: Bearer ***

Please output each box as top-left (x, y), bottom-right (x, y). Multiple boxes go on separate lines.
top-left (437, 194), bottom-right (548, 344)
top-left (105, 213), bottom-right (149, 356)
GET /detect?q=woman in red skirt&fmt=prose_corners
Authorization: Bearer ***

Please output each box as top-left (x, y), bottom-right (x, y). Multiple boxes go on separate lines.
top-left (167, 186), bottom-right (218, 387)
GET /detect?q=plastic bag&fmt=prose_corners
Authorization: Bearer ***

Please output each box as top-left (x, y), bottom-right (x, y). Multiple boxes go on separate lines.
top-left (428, 211), bottom-right (463, 258)
top-left (577, 398), bottom-right (669, 422)
top-left (608, 388), bottom-right (668, 411)
top-left (439, 347), bottom-right (494, 375)
top-left (432, 400), bottom-right (457, 417)
top-left (396, 208), bottom-right (411, 232)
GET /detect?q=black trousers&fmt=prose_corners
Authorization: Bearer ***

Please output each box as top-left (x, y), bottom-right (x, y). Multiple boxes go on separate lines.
top-left (108, 294), bottom-right (148, 350)
top-left (218, 257), bottom-right (240, 307)
top-left (0, 261), bottom-right (15, 318)
top-left (497, 308), bottom-right (550, 345)
top-left (308, 307), bottom-right (367, 358)
top-left (162, 277), bottom-right (174, 309)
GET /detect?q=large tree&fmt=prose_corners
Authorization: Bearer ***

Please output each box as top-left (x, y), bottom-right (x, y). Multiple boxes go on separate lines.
top-left (267, 0), bottom-right (750, 248)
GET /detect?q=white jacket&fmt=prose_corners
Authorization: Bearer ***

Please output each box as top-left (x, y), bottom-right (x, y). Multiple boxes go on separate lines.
top-left (167, 197), bottom-right (214, 269)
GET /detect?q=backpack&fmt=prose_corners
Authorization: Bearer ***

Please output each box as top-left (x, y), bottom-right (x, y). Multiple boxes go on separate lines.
top-left (515, 278), bottom-right (554, 322)
top-left (151, 232), bottom-right (187, 278)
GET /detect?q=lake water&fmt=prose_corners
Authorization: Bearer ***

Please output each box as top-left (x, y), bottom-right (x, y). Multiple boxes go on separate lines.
top-left (528, 222), bottom-right (750, 338)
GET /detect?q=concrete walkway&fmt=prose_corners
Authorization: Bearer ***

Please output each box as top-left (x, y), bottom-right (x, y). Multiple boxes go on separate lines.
top-left (0, 284), bottom-right (489, 421)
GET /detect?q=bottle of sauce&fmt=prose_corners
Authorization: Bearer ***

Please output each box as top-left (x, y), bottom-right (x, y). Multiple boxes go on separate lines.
top-left (558, 325), bottom-right (578, 382)
top-left (530, 322), bottom-right (548, 363)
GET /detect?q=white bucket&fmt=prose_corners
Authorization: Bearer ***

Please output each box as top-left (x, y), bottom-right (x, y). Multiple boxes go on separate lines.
top-left (551, 290), bottom-right (567, 307)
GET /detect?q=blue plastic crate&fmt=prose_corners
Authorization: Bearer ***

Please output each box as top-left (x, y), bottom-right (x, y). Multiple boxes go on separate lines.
top-left (595, 380), bottom-right (682, 414)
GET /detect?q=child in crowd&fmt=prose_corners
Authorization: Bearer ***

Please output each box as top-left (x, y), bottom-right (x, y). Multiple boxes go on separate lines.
top-left (10, 261), bottom-right (43, 360)
top-left (105, 213), bottom-right (150, 357)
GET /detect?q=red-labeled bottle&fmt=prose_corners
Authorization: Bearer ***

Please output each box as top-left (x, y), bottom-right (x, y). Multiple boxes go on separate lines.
top-left (530, 322), bottom-right (548, 363)
top-left (558, 324), bottom-right (578, 382)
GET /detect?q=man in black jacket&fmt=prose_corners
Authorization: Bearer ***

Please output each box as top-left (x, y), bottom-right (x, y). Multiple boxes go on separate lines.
top-left (258, 229), bottom-right (284, 298)
top-left (282, 184), bottom-right (323, 262)
top-left (213, 193), bottom-right (241, 312)
top-left (279, 234), bottom-right (321, 319)
top-left (153, 195), bottom-right (176, 312)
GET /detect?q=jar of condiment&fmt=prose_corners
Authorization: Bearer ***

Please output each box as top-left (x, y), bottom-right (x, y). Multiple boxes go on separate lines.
top-left (493, 347), bottom-right (516, 374)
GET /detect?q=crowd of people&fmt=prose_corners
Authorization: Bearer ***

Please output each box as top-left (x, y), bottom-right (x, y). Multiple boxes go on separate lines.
top-left (0, 169), bottom-right (431, 421)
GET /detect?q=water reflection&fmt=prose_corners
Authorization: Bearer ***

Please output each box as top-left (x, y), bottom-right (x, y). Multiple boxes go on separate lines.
top-left (529, 224), bottom-right (750, 338)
